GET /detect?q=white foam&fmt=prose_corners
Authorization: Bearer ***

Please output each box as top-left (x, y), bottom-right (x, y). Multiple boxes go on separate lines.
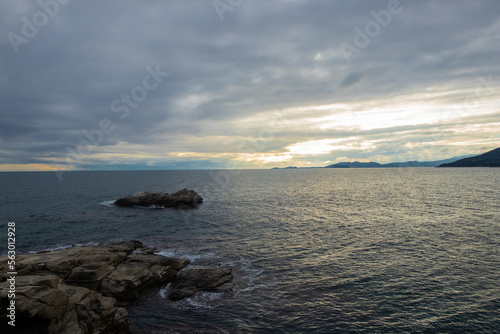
top-left (156, 251), bottom-right (279, 305)
top-left (172, 291), bottom-right (223, 310)
top-left (219, 257), bottom-right (280, 298)
top-left (99, 200), bottom-right (116, 207)
top-left (159, 283), bottom-right (171, 299)
top-left (155, 249), bottom-right (215, 264)
top-left (146, 204), bottom-right (165, 209)
top-left (99, 200), bottom-right (166, 209)
top-left (28, 242), bottom-right (100, 253)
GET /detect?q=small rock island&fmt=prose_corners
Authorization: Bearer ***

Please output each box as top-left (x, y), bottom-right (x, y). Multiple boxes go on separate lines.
top-left (113, 189), bottom-right (203, 208)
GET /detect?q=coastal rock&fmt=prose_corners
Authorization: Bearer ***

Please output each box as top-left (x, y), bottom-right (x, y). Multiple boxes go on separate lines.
top-left (0, 275), bottom-right (84, 334)
top-left (99, 254), bottom-right (190, 302)
top-left (0, 274), bottom-right (130, 334)
top-left (0, 241), bottom-right (232, 332)
top-left (0, 241), bottom-right (190, 302)
top-left (100, 262), bottom-right (154, 301)
top-left (58, 283), bottom-right (129, 334)
top-left (168, 267), bottom-right (233, 300)
top-left (113, 188), bottom-right (203, 208)
top-left (3, 241), bottom-right (141, 281)
top-left (0, 241), bottom-right (191, 333)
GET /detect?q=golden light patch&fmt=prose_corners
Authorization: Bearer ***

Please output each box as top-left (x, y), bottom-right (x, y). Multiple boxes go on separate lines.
top-left (0, 164), bottom-right (75, 172)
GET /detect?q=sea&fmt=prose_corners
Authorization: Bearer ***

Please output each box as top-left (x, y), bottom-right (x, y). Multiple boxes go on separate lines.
top-left (1, 168), bottom-right (499, 333)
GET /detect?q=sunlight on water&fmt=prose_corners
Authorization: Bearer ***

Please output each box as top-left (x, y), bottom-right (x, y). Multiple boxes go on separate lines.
top-left (1, 168), bottom-right (499, 333)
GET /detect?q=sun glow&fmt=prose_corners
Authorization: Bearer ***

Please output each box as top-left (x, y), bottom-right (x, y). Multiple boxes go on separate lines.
top-left (286, 138), bottom-right (376, 155)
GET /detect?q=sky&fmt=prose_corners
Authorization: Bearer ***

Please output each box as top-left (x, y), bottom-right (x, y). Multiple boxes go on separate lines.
top-left (1, 0), bottom-right (499, 171)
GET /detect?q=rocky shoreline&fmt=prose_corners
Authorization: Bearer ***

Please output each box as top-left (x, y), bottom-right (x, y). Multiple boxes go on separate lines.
top-left (0, 241), bottom-right (232, 334)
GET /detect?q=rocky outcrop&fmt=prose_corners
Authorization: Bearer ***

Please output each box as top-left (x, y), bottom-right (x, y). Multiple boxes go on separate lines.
top-left (0, 274), bottom-right (128, 334)
top-left (169, 267), bottom-right (233, 300)
top-left (113, 188), bottom-right (203, 208)
top-left (0, 275), bottom-right (84, 334)
top-left (0, 241), bottom-right (190, 304)
top-left (0, 241), bottom-right (232, 333)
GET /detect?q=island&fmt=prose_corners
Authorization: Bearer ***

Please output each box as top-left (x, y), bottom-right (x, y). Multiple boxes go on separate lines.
top-left (113, 189), bottom-right (203, 208)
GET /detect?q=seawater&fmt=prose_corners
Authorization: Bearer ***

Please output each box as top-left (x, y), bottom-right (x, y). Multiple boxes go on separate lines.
top-left (1, 168), bottom-right (499, 333)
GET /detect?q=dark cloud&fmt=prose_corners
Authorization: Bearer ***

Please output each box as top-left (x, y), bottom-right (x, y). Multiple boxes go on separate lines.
top-left (339, 72), bottom-right (363, 87)
top-left (0, 0), bottom-right (499, 169)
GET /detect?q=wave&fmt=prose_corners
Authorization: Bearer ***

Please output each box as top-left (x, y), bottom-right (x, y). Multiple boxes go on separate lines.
top-left (169, 291), bottom-right (223, 310)
top-left (99, 200), bottom-right (116, 207)
top-left (159, 283), bottom-right (171, 299)
top-left (155, 249), bottom-right (216, 264)
top-left (26, 241), bottom-right (100, 254)
top-left (99, 200), bottom-right (169, 209)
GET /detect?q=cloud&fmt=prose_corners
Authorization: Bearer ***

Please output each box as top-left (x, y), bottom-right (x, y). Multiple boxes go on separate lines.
top-left (0, 0), bottom-right (499, 171)
top-left (339, 72), bottom-right (362, 87)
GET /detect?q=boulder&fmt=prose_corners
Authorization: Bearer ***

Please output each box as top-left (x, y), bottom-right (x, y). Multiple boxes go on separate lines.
top-left (168, 267), bottom-right (233, 300)
top-left (113, 188), bottom-right (203, 208)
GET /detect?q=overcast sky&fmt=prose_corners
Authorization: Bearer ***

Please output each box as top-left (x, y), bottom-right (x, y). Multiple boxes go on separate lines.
top-left (1, 0), bottom-right (499, 171)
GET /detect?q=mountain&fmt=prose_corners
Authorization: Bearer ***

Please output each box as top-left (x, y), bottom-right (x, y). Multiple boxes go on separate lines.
top-left (271, 154), bottom-right (481, 170)
top-left (324, 156), bottom-right (470, 168)
top-left (325, 161), bottom-right (383, 168)
top-left (437, 147), bottom-right (500, 167)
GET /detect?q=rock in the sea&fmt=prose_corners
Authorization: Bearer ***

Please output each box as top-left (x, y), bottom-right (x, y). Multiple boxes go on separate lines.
top-left (113, 188), bottom-right (203, 208)
top-left (0, 241), bottom-right (232, 333)
top-left (168, 267), bottom-right (233, 300)
top-left (0, 241), bottom-right (190, 333)
top-left (0, 241), bottom-right (190, 303)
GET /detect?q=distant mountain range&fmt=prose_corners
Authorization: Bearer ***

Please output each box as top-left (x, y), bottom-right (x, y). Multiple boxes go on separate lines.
top-left (437, 147), bottom-right (500, 167)
top-left (272, 147), bottom-right (500, 169)
top-left (324, 156), bottom-right (468, 168)
top-left (272, 156), bottom-right (468, 169)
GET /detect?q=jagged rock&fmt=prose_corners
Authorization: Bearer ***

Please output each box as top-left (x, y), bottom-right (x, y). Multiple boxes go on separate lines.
top-left (99, 254), bottom-right (190, 302)
top-left (59, 283), bottom-right (129, 334)
top-left (0, 241), bottom-right (232, 332)
top-left (127, 253), bottom-right (187, 282)
top-left (113, 188), bottom-right (203, 208)
top-left (127, 253), bottom-right (189, 270)
top-left (0, 241), bottom-right (191, 333)
top-left (100, 262), bottom-right (154, 302)
top-left (168, 267), bottom-right (233, 300)
top-left (0, 274), bottom-right (130, 334)
top-left (66, 262), bottom-right (116, 290)
top-left (0, 241), bottom-right (190, 302)
top-left (7, 241), bottom-right (140, 280)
